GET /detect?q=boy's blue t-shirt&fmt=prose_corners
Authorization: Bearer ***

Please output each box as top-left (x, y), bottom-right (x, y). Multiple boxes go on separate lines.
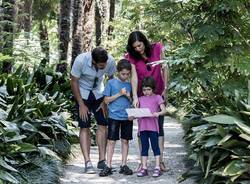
top-left (103, 78), bottom-right (132, 120)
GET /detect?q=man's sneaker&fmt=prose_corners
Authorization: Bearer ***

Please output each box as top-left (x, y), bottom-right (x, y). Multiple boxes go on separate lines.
top-left (119, 165), bottom-right (133, 175)
top-left (85, 161), bottom-right (96, 174)
top-left (99, 166), bottom-right (112, 177)
top-left (97, 160), bottom-right (106, 170)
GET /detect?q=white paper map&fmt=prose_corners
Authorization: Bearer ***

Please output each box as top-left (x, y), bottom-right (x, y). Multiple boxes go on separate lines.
top-left (125, 108), bottom-right (153, 118)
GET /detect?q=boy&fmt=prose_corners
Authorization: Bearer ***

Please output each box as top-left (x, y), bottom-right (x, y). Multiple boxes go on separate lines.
top-left (99, 59), bottom-right (133, 177)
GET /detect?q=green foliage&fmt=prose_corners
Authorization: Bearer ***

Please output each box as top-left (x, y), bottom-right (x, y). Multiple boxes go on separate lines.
top-left (180, 107), bottom-right (250, 183)
top-left (0, 64), bottom-right (77, 183)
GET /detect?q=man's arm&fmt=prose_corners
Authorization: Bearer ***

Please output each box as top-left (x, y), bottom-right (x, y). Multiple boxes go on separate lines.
top-left (70, 75), bottom-right (89, 121)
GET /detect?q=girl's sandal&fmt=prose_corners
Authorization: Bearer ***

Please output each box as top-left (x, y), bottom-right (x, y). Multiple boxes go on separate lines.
top-left (137, 168), bottom-right (148, 177)
top-left (152, 168), bottom-right (162, 178)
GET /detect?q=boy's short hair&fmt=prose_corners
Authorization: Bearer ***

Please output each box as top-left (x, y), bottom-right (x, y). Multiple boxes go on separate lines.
top-left (117, 59), bottom-right (132, 72)
top-left (141, 76), bottom-right (156, 91)
top-left (92, 47), bottom-right (108, 63)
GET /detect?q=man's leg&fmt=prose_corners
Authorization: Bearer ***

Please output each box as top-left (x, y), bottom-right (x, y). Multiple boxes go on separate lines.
top-left (79, 128), bottom-right (91, 162)
top-left (96, 125), bottom-right (107, 162)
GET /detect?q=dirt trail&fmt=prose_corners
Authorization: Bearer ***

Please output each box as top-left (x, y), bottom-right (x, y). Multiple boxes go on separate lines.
top-left (60, 116), bottom-right (194, 184)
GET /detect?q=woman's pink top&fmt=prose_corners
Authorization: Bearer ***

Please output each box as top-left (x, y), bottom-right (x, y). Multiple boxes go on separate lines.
top-left (125, 42), bottom-right (165, 97)
top-left (138, 95), bottom-right (164, 133)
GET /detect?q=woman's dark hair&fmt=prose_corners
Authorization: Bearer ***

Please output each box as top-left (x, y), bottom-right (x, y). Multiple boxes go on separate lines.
top-left (117, 59), bottom-right (131, 72)
top-left (141, 76), bottom-right (156, 91)
top-left (92, 47), bottom-right (108, 63)
top-left (126, 31), bottom-right (151, 60)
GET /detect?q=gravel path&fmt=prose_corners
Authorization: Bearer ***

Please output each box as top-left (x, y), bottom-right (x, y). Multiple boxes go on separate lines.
top-left (60, 116), bottom-right (194, 184)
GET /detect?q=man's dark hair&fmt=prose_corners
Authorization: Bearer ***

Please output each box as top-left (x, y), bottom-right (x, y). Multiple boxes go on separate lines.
top-left (126, 31), bottom-right (151, 60)
top-left (141, 76), bottom-right (156, 91)
top-left (92, 47), bottom-right (108, 63)
top-left (117, 59), bottom-right (132, 72)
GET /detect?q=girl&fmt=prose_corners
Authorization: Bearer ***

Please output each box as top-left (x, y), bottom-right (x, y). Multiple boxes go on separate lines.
top-left (137, 76), bottom-right (167, 178)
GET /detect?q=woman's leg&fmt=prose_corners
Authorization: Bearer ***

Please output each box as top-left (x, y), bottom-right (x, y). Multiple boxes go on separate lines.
top-left (158, 115), bottom-right (166, 171)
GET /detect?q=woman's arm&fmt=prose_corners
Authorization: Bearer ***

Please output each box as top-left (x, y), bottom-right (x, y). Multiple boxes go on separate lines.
top-left (160, 48), bottom-right (169, 104)
top-left (153, 103), bottom-right (167, 117)
top-left (131, 64), bottom-right (139, 107)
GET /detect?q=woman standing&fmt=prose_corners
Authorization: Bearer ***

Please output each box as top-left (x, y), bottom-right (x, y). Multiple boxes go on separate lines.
top-left (125, 31), bottom-right (169, 172)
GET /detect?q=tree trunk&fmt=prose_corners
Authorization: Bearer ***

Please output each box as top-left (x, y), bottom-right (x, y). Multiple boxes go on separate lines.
top-left (95, 0), bottom-right (109, 46)
top-left (59, 0), bottom-right (71, 62)
top-left (39, 21), bottom-right (50, 63)
top-left (15, 0), bottom-right (33, 38)
top-left (23, 0), bottom-right (33, 38)
top-left (108, 0), bottom-right (115, 37)
top-left (82, 0), bottom-right (95, 52)
top-left (95, 3), bottom-right (101, 46)
top-left (58, 0), bottom-right (71, 73)
top-left (71, 0), bottom-right (84, 66)
top-left (1, 0), bottom-right (15, 73)
top-left (1, 0), bottom-right (15, 55)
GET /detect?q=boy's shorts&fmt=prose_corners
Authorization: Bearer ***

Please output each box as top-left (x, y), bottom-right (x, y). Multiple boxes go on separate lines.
top-left (107, 118), bottom-right (133, 141)
top-left (76, 91), bottom-right (108, 128)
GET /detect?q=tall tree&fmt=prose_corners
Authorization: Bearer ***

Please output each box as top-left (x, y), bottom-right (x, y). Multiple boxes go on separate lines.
top-left (57, 0), bottom-right (71, 73)
top-left (108, 0), bottom-right (115, 37)
top-left (39, 20), bottom-right (50, 63)
top-left (71, 0), bottom-right (84, 65)
top-left (33, 0), bottom-right (59, 64)
top-left (82, 0), bottom-right (95, 51)
top-left (22, 0), bottom-right (33, 38)
top-left (16, 0), bottom-right (33, 39)
top-left (0, 0), bottom-right (15, 73)
top-left (95, 0), bottom-right (109, 46)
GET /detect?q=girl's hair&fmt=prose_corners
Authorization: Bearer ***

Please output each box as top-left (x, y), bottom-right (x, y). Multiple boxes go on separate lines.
top-left (126, 31), bottom-right (151, 60)
top-left (117, 59), bottom-right (132, 72)
top-left (141, 76), bottom-right (156, 91)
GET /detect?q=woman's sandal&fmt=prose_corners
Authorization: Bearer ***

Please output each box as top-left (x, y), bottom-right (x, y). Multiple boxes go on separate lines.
top-left (160, 161), bottom-right (169, 172)
top-left (136, 163), bottom-right (142, 172)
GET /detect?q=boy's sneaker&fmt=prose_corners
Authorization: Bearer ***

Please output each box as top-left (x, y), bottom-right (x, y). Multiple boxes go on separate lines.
top-left (119, 165), bottom-right (133, 175)
top-left (99, 166), bottom-right (112, 177)
top-left (85, 161), bottom-right (96, 174)
top-left (97, 160), bottom-right (106, 170)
